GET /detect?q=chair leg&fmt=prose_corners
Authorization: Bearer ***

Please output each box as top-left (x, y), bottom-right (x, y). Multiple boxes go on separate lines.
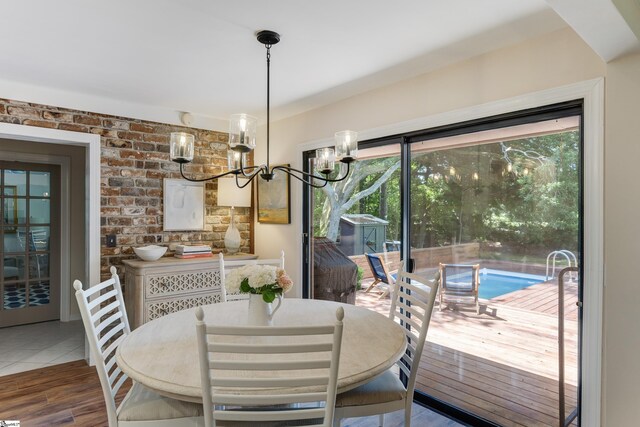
top-left (379, 413), bottom-right (385, 427)
top-left (365, 279), bottom-right (381, 293)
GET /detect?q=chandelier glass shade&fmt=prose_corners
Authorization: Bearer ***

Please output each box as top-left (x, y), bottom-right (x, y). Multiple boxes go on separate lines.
top-left (169, 30), bottom-right (357, 189)
top-left (169, 132), bottom-right (195, 163)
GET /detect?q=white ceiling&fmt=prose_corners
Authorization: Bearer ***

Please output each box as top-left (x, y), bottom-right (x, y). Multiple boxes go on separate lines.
top-left (0, 0), bottom-right (630, 128)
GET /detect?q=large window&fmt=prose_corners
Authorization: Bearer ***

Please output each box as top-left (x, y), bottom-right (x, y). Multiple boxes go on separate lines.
top-left (303, 102), bottom-right (583, 426)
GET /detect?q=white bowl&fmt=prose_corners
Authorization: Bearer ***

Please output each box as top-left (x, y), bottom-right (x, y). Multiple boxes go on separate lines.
top-left (133, 245), bottom-right (168, 261)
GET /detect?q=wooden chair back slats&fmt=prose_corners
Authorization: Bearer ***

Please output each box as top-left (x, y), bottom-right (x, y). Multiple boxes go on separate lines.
top-left (389, 265), bottom-right (440, 398)
top-left (87, 289), bottom-right (118, 311)
top-left (210, 376), bottom-right (330, 388)
top-left (213, 392), bottom-right (328, 406)
top-left (333, 264), bottom-right (440, 426)
top-left (209, 342), bottom-right (333, 354)
top-left (196, 305), bottom-right (344, 427)
top-left (209, 359), bottom-right (332, 370)
top-left (390, 271), bottom-right (438, 391)
top-left (74, 266), bottom-right (130, 427)
top-left (214, 408), bottom-right (326, 423)
top-left (205, 323), bottom-right (333, 336)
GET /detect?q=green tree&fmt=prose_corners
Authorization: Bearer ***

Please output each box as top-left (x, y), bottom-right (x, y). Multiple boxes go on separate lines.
top-left (312, 129), bottom-right (580, 257)
top-left (314, 157), bottom-right (401, 241)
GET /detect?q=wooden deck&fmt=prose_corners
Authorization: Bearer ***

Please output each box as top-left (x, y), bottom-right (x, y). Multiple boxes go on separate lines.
top-left (357, 280), bottom-right (579, 427)
top-left (491, 278), bottom-right (579, 321)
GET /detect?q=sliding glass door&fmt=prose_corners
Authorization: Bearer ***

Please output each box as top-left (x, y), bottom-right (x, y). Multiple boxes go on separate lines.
top-left (409, 113), bottom-right (582, 426)
top-left (304, 141), bottom-right (402, 307)
top-left (302, 102), bottom-right (583, 426)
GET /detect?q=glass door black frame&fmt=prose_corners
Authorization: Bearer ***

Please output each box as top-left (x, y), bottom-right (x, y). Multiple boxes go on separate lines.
top-left (302, 135), bottom-right (404, 298)
top-left (301, 100), bottom-right (584, 426)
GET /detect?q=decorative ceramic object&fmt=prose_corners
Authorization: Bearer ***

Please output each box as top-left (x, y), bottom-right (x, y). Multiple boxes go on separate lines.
top-left (224, 222), bottom-right (241, 254)
top-left (248, 293), bottom-right (283, 326)
top-left (133, 245), bottom-right (168, 261)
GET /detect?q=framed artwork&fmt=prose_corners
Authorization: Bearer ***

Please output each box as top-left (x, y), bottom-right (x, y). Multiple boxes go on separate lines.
top-left (163, 179), bottom-right (205, 231)
top-left (257, 164), bottom-right (290, 224)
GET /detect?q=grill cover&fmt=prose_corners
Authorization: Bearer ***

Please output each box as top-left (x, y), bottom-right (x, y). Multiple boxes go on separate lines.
top-left (313, 237), bottom-right (357, 304)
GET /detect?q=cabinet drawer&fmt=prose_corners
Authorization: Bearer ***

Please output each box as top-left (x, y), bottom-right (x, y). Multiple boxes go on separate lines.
top-left (144, 291), bottom-right (223, 322)
top-left (145, 269), bottom-right (221, 299)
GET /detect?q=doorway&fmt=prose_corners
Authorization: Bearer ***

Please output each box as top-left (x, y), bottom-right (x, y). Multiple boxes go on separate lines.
top-left (1, 162), bottom-right (60, 327)
top-left (303, 102), bottom-right (584, 426)
top-left (0, 122), bottom-right (101, 372)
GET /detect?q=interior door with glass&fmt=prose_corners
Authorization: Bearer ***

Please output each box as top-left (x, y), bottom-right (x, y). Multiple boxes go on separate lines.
top-left (409, 114), bottom-right (582, 426)
top-left (1, 163), bottom-right (60, 328)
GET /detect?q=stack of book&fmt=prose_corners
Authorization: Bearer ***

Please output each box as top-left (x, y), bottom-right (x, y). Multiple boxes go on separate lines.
top-left (174, 244), bottom-right (213, 259)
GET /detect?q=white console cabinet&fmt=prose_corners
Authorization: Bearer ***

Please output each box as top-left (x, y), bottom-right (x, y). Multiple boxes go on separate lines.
top-left (122, 254), bottom-right (257, 329)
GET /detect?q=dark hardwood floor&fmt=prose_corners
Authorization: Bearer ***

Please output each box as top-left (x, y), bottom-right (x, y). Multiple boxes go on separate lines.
top-left (0, 360), bottom-right (129, 426)
top-left (0, 360), bottom-right (462, 426)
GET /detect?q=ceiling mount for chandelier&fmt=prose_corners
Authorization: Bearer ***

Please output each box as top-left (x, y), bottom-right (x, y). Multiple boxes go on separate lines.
top-left (170, 30), bottom-right (358, 189)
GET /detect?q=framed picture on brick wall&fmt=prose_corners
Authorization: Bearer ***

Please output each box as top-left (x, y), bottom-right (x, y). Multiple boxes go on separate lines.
top-left (163, 179), bottom-right (205, 231)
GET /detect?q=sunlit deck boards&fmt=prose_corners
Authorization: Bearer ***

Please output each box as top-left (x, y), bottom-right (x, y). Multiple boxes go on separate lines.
top-left (491, 279), bottom-right (579, 321)
top-left (356, 284), bottom-right (579, 427)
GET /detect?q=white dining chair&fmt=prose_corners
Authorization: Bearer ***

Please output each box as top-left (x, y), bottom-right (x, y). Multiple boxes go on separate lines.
top-left (74, 266), bottom-right (204, 427)
top-left (333, 267), bottom-right (440, 427)
top-left (195, 304), bottom-right (344, 427)
top-left (219, 250), bottom-right (285, 302)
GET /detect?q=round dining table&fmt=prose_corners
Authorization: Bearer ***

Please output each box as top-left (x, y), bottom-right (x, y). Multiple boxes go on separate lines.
top-left (116, 298), bottom-right (407, 403)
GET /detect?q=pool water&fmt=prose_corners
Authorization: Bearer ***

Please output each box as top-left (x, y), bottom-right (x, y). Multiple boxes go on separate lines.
top-left (448, 268), bottom-right (546, 299)
top-left (479, 269), bottom-right (545, 299)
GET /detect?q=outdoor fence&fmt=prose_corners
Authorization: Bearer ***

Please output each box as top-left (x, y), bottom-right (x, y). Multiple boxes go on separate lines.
top-left (350, 242), bottom-right (480, 279)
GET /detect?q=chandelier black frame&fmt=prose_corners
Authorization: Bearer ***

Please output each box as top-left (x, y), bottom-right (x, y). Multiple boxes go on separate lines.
top-left (170, 30), bottom-right (358, 189)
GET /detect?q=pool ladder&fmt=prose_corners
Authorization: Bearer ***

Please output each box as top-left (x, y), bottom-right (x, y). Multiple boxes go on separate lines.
top-left (546, 250), bottom-right (578, 281)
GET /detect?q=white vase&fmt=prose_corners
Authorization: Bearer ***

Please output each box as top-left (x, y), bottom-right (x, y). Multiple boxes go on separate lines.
top-left (224, 222), bottom-right (241, 254)
top-left (224, 207), bottom-right (241, 254)
top-left (248, 293), bottom-right (283, 326)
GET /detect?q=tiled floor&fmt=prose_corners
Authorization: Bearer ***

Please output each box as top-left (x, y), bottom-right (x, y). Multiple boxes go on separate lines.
top-left (340, 403), bottom-right (465, 426)
top-left (0, 320), bottom-right (85, 376)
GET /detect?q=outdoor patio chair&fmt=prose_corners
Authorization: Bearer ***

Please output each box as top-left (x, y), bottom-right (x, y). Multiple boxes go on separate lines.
top-left (364, 253), bottom-right (397, 298)
top-left (438, 263), bottom-right (481, 314)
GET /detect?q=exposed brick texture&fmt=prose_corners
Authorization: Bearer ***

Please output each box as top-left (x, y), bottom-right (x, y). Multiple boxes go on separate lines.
top-left (0, 98), bottom-right (253, 280)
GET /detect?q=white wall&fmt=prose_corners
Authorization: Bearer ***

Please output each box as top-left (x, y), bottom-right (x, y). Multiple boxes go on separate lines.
top-left (602, 51), bottom-right (640, 426)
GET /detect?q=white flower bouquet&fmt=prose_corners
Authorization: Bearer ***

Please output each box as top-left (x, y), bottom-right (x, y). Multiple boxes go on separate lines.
top-left (225, 264), bottom-right (293, 303)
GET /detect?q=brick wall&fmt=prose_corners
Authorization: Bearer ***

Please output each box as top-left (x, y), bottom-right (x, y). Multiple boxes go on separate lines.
top-left (0, 98), bottom-right (253, 279)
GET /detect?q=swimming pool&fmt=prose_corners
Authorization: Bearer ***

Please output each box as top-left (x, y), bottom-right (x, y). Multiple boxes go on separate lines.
top-left (478, 269), bottom-right (546, 299)
top-left (447, 268), bottom-right (546, 299)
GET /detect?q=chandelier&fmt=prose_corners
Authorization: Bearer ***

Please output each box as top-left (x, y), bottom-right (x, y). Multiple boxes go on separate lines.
top-left (169, 30), bottom-right (358, 189)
